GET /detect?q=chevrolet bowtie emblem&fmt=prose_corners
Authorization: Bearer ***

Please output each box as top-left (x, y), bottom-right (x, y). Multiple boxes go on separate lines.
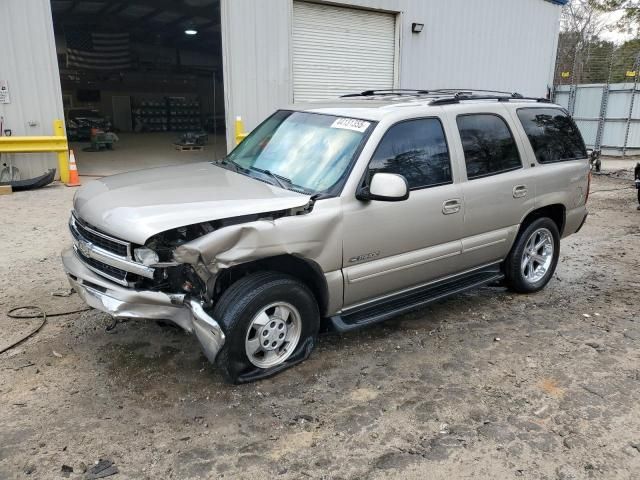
top-left (78, 241), bottom-right (92, 257)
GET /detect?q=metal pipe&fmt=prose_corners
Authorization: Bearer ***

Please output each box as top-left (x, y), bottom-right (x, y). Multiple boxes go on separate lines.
top-left (54, 120), bottom-right (70, 183)
top-left (622, 56), bottom-right (640, 157)
top-left (0, 132), bottom-right (68, 153)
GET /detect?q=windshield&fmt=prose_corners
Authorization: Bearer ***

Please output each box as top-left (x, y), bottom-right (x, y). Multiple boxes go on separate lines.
top-left (225, 110), bottom-right (372, 195)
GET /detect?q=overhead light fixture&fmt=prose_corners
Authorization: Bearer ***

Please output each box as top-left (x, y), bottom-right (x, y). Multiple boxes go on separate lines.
top-left (184, 28), bottom-right (198, 35)
top-left (411, 23), bottom-right (424, 34)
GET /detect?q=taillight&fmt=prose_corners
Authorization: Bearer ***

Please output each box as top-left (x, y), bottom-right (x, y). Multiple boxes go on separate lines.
top-left (585, 170), bottom-right (592, 204)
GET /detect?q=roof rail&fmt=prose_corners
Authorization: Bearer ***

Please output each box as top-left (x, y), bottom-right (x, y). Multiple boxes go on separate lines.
top-left (429, 92), bottom-right (550, 106)
top-left (338, 88), bottom-right (551, 104)
top-left (340, 89), bottom-right (430, 98)
top-left (427, 88), bottom-right (519, 96)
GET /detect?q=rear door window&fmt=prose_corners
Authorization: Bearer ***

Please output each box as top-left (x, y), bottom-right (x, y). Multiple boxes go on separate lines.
top-left (456, 114), bottom-right (522, 180)
top-left (516, 108), bottom-right (587, 163)
top-left (368, 118), bottom-right (452, 190)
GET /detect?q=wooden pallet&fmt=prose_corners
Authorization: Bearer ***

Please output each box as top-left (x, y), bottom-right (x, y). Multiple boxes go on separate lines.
top-left (174, 143), bottom-right (204, 152)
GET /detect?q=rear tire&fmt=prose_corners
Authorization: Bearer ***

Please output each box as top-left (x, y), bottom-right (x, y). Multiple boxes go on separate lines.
top-left (504, 218), bottom-right (560, 293)
top-left (214, 272), bottom-right (320, 384)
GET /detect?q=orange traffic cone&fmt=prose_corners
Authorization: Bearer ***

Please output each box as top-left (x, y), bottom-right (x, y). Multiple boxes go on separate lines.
top-left (66, 150), bottom-right (81, 187)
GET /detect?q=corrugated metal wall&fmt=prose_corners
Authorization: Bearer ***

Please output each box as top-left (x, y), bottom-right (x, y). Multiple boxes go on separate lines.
top-left (345, 0), bottom-right (560, 95)
top-left (221, 0), bottom-right (292, 151)
top-left (555, 83), bottom-right (640, 155)
top-left (221, 0), bottom-right (562, 150)
top-left (0, 0), bottom-right (65, 179)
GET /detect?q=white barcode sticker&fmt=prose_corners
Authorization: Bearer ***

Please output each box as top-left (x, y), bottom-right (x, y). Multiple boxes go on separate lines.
top-left (330, 118), bottom-right (370, 133)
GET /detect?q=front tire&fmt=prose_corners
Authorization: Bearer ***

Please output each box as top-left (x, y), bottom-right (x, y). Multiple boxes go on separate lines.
top-left (504, 218), bottom-right (560, 293)
top-left (214, 272), bottom-right (320, 384)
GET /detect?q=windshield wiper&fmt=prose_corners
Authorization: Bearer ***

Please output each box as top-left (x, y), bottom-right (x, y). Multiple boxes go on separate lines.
top-left (216, 158), bottom-right (243, 172)
top-left (218, 160), bottom-right (312, 194)
top-left (248, 166), bottom-right (291, 190)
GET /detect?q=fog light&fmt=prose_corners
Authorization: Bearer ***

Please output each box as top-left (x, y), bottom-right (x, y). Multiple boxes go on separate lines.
top-left (134, 248), bottom-right (159, 266)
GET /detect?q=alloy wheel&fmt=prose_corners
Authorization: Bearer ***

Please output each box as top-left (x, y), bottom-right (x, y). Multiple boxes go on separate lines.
top-left (521, 227), bottom-right (554, 284)
top-left (244, 302), bottom-right (302, 368)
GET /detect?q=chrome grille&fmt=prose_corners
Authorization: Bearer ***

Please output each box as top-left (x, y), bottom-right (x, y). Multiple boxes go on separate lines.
top-left (70, 213), bottom-right (130, 258)
top-left (68, 211), bottom-right (154, 286)
top-left (75, 249), bottom-right (138, 284)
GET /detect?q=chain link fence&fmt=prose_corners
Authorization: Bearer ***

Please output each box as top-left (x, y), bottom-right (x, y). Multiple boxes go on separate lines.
top-left (552, 38), bottom-right (640, 156)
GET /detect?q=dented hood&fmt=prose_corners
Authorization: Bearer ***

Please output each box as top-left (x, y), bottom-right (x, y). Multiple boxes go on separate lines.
top-left (73, 162), bottom-right (311, 244)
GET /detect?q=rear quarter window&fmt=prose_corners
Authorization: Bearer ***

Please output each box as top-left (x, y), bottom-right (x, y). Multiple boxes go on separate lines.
top-left (516, 108), bottom-right (587, 164)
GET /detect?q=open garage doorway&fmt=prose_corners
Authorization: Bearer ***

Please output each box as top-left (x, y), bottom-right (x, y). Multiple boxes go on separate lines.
top-left (51, 0), bottom-right (226, 177)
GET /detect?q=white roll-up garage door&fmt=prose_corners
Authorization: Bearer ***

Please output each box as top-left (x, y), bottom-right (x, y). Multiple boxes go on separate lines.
top-left (292, 1), bottom-right (397, 102)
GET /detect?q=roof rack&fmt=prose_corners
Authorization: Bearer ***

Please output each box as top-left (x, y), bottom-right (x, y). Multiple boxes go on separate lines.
top-left (340, 89), bottom-right (430, 98)
top-left (427, 88), bottom-right (518, 96)
top-left (429, 92), bottom-right (550, 105)
top-left (341, 88), bottom-right (551, 105)
top-left (340, 88), bottom-right (551, 104)
top-left (341, 88), bottom-right (519, 98)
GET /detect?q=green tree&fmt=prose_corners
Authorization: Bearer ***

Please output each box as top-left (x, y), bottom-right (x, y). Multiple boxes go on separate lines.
top-left (609, 38), bottom-right (640, 81)
top-left (555, 34), bottom-right (616, 83)
top-left (556, 0), bottom-right (611, 83)
top-left (555, 1), bottom-right (640, 84)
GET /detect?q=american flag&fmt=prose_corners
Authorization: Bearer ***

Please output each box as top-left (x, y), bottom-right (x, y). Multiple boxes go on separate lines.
top-left (65, 29), bottom-right (131, 71)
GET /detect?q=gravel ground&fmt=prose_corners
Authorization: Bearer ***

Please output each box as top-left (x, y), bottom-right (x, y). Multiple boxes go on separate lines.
top-left (0, 171), bottom-right (639, 480)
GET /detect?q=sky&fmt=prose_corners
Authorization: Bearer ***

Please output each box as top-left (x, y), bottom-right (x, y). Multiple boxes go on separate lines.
top-left (599, 10), bottom-right (635, 44)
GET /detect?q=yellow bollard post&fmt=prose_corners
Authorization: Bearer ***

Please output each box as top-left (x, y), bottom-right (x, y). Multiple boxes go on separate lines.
top-left (54, 119), bottom-right (70, 183)
top-left (235, 116), bottom-right (248, 146)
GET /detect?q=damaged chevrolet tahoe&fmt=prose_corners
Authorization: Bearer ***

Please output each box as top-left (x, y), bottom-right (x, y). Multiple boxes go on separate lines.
top-left (62, 90), bottom-right (590, 383)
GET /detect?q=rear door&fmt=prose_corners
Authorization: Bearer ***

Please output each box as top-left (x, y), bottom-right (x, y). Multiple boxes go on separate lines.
top-left (447, 105), bottom-right (536, 271)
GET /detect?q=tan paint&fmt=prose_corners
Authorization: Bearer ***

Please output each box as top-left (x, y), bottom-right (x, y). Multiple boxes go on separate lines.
top-left (173, 198), bottom-right (346, 315)
top-left (66, 97), bottom-right (589, 323)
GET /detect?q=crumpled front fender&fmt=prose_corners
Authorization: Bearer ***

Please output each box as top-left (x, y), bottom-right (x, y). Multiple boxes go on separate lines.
top-left (173, 201), bottom-right (343, 276)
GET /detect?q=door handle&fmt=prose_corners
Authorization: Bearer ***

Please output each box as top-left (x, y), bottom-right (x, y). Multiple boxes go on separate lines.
top-left (513, 185), bottom-right (528, 198)
top-left (442, 199), bottom-right (461, 215)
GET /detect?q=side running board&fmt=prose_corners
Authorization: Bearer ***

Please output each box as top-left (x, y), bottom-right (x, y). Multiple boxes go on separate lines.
top-left (330, 267), bottom-right (504, 333)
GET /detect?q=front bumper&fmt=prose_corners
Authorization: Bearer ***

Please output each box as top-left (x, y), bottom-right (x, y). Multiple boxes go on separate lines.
top-left (61, 247), bottom-right (225, 363)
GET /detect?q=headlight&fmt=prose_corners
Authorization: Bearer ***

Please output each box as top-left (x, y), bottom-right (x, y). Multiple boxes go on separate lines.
top-left (134, 247), bottom-right (159, 266)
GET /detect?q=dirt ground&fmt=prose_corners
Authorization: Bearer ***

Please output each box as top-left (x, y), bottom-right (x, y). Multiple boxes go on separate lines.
top-left (0, 168), bottom-right (639, 480)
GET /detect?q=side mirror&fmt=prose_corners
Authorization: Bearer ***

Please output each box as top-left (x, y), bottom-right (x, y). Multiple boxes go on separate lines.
top-left (357, 172), bottom-right (409, 202)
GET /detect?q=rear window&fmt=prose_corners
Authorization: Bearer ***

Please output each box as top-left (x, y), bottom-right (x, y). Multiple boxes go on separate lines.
top-left (456, 114), bottom-right (522, 180)
top-left (517, 108), bottom-right (586, 164)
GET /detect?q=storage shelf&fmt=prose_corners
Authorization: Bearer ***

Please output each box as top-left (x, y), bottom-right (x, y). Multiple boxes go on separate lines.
top-left (133, 96), bottom-right (201, 133)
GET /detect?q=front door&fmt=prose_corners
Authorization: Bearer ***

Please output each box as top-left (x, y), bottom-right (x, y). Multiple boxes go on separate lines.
top-left (341, 117), bottom-right (464, 308)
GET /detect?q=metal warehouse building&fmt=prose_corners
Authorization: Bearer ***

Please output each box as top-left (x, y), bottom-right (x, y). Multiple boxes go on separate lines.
top-left (0, 0), bottom-right (566, 181)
